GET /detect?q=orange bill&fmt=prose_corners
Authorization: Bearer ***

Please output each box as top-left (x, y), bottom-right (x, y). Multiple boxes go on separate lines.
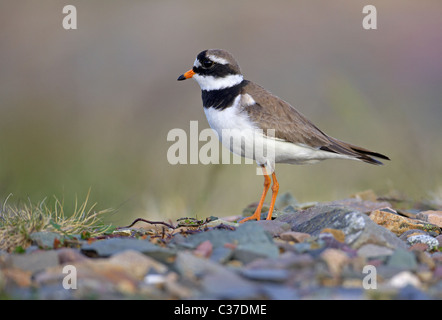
top-left (177, 69), bottom-right (195, 81)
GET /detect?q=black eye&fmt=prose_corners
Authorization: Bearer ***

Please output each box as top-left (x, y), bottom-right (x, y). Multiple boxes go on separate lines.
top-left (201, 59), bottom-right (214, 69)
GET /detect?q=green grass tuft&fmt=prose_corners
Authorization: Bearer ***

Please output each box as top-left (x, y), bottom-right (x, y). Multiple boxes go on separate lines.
top-left (0, 189), bottom-right (113, 252)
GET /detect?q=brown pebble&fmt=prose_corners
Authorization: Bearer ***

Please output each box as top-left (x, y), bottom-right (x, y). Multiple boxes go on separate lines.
top-left (279, 231), bottom-right (311, 243)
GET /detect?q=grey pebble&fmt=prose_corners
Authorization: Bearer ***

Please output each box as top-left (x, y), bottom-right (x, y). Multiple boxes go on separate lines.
top-left (407, 234), bottom-right (439, 250)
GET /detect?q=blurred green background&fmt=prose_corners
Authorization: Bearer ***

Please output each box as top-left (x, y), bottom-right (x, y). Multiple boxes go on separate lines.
top-left (1, 1), bottom-right (441, 225)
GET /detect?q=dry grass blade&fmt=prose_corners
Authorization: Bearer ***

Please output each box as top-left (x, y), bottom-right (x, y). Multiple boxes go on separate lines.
top-left (0, 190), bottom-right (113, 252)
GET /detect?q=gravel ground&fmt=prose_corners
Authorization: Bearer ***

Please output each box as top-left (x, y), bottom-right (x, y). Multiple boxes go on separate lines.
top-left (1, 193), bottom-right (442, 300)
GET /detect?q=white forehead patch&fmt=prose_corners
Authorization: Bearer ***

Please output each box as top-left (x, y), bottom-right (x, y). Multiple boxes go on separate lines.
top-left (207, 55), bottom-right (229, 65)
top-left (193, 58), bottom-right (201, 68)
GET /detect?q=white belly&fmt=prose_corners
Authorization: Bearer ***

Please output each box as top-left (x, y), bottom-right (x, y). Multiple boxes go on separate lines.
top-left (203, 95), bottom-right (263, 162)
top-left (203, 95), bottom-right (356, 167)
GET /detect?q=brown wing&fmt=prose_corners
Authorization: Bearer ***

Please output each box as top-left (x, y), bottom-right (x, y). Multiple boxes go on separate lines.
top-left (241, 81), bottom-right (330, 147)
top-left (240, 81), bottom-right (390, 165)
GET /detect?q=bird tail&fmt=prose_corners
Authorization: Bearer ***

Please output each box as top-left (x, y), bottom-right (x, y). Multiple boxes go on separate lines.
top-left (320, 138), bottom-right (390, 165)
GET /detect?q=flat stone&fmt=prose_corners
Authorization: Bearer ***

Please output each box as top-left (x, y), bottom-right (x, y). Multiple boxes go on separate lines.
top-left (399, 229), bottom-right (430, 241)
top-left (175, 251), bottom-right (231, 280)
top-left (417, 211), bottom-right (442, 228)
top-left (30, 232), bottom-right (62, 249)
top-left (322, 198), bottom-right (391, 214)
top-left (232, 246), bottom-right (276, 265)
top-left (357, 244), bottom-right (394, 258)
top-left (407, 235), bottom-right (439, 251)
top-left (107, 249), bottom-right (168, 278)
top-left (201, 271), bottom-right (260, 299)
top-left (57, 248), bottom-right (89, 264)
top-left (277, 205), bottom-right (407, 249)
top-left (7, 250), bottom-right (59, 273)
top-left (209, 246), bottom-right (234, 264)
top-left (245, 251), bottom-right (314, 270)
top-left (240, 268), bottom-right (290, 282)
top-left (369, 209), bottom-right (440, 236)
top-left (279, 231), bottom-right (311, 243)
top-left (81, 238), bottom-right (175, 262)
top-left (179, 223), bottom-right (278, 264)
top-left (256, 220), bottom-right (291, 237)
top-left (387, 248), bottom-right (418, 271)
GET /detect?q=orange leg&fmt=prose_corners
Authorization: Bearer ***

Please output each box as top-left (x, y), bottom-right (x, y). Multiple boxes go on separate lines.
top-left (240, 166), bottom-right (271, 223)
top-left (266, 172), bottom-right (279, 220)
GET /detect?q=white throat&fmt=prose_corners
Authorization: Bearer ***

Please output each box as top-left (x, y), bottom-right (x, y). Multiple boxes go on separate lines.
top-left (193, 74), bottom-right (244, 91)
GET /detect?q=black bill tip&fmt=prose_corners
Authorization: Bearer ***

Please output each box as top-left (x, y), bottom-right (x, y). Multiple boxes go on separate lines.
top-left (177, 74), bottom-right (186, 81)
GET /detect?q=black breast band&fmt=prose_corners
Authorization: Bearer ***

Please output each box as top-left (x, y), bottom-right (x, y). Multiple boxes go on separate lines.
top-left (201, 80), bottom-right (248, 111)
